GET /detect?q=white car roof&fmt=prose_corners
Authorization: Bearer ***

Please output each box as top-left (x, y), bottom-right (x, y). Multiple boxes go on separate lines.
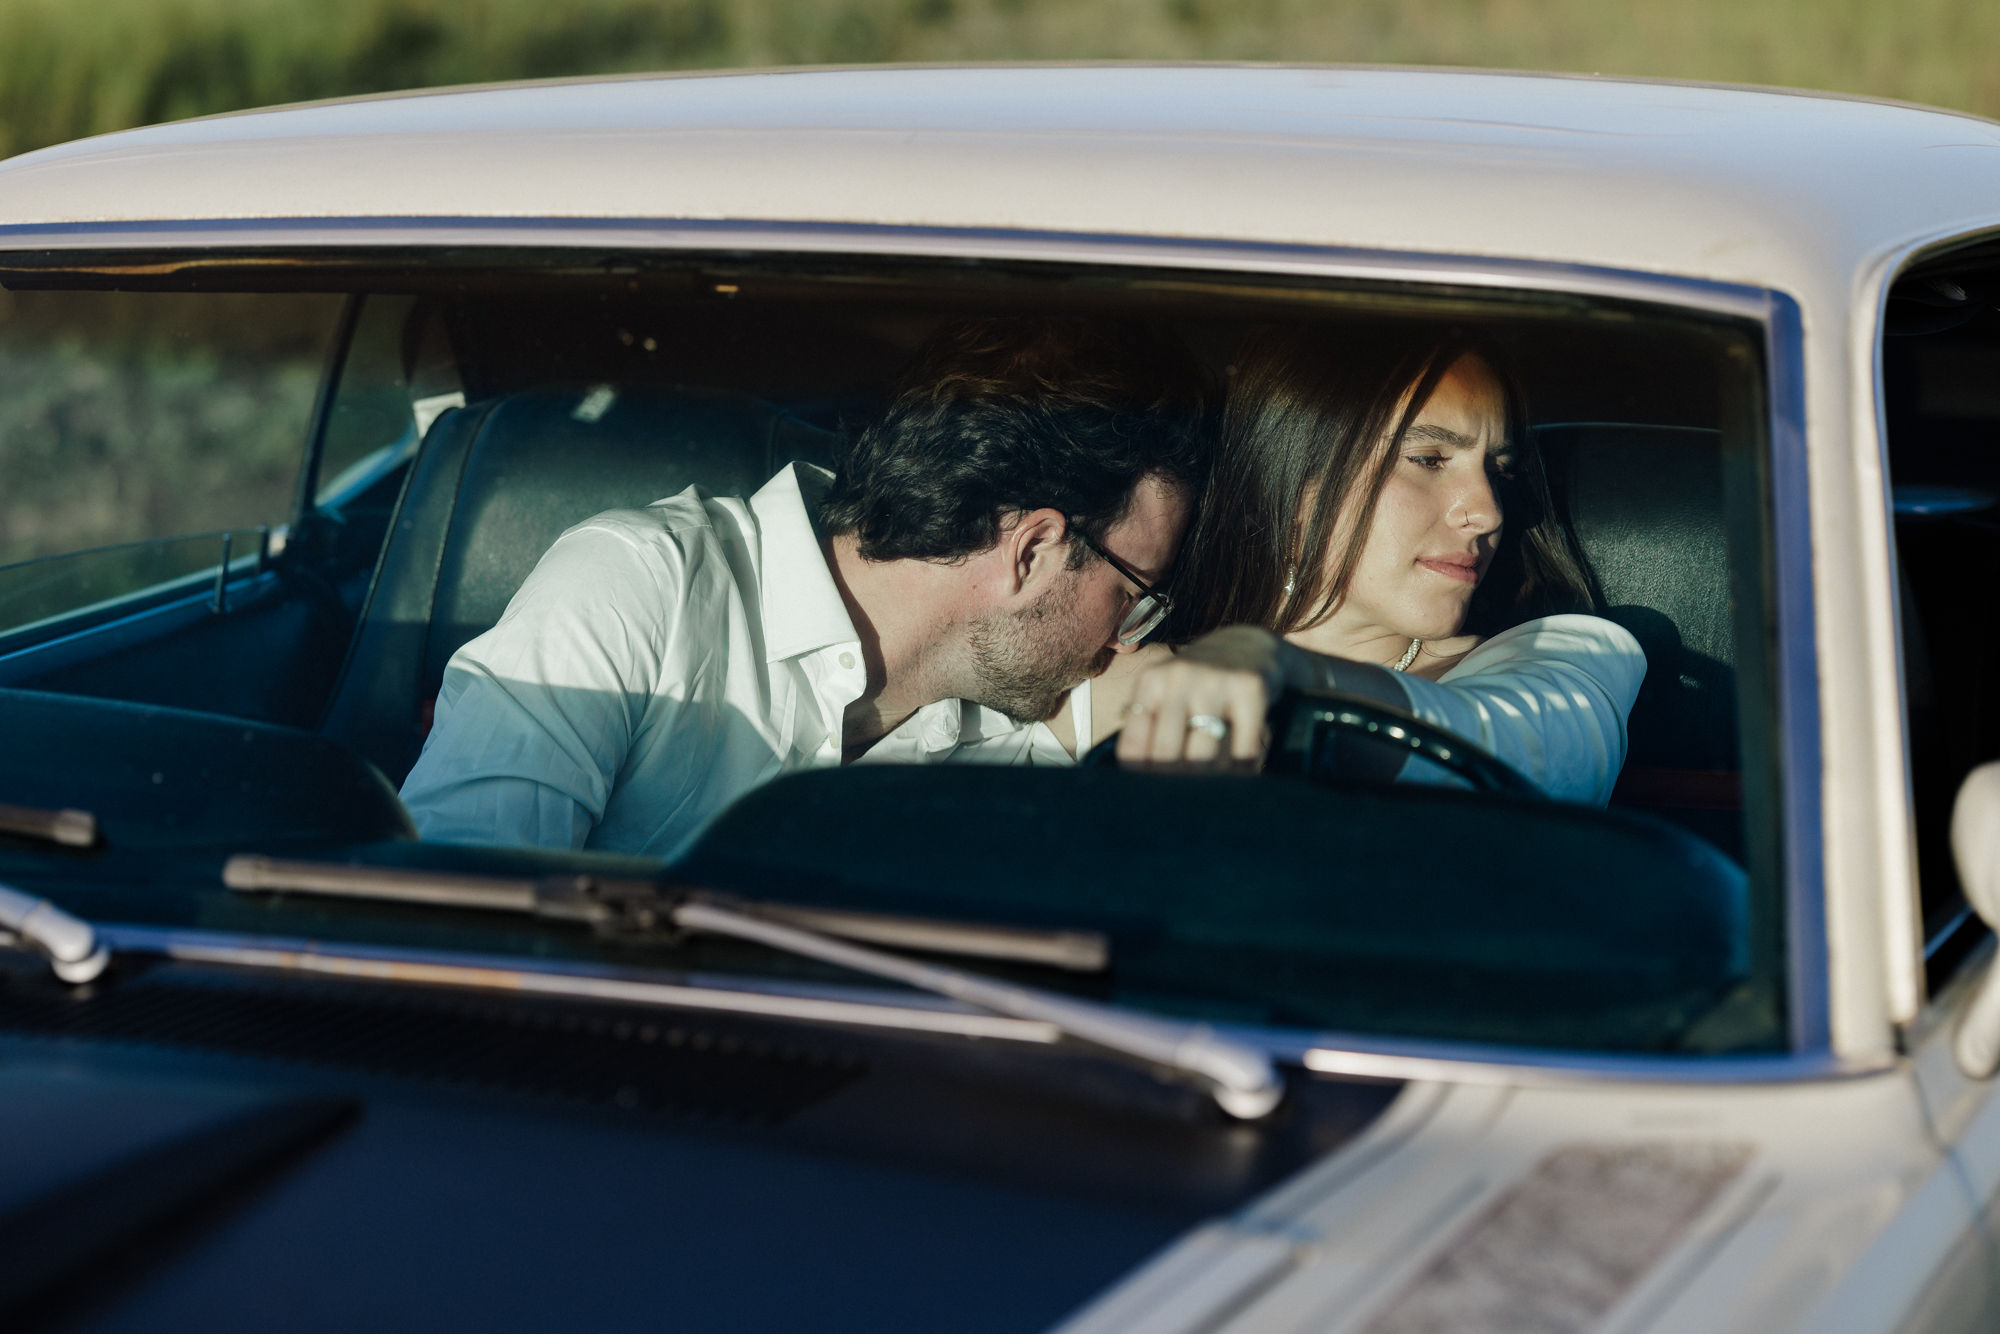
top-left (2, 65), bottom-right (1997, 295)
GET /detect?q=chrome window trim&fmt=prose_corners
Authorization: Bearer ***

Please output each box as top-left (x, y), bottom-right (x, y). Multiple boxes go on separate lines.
top-left (98, 923), bottom-right (1886, 1086)
top-left (0, 215), bottom-right (1778, 322)
top-left (99, 924), bottom-right (1066, 1044)
top-left (9, 216), bottom-right (1827, 1054)
top-left (1278, 1031), bottom-right (1885, 1086)
top-left (1765, 292), bottom-right (1828, 1051)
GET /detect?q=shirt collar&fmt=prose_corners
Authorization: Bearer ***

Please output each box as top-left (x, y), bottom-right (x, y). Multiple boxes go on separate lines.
top-left (748, 463), bottom-right (1039, 752)
top-left (749, 463), bottom-right (858, 665)
top-left (868, 698), bottom-right (1038, 760)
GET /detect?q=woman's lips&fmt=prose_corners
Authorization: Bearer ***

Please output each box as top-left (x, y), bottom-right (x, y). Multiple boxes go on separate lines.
top-left (1416, 555), bottom-right (1480, 585)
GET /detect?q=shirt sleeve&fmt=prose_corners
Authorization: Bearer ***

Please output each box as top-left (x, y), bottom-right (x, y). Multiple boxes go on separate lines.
top-left (1392, 614), bottom-right (1647, 806)
top-left (399, 517), bottom-right (685, 849)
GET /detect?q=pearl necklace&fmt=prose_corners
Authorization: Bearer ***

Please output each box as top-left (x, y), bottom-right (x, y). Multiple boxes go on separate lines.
top-left (1391, 638), bottom-right (1422, 673)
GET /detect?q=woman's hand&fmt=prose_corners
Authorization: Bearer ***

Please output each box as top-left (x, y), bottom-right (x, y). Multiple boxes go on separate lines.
top-left (1115, 626), bottom-right (1296, 770)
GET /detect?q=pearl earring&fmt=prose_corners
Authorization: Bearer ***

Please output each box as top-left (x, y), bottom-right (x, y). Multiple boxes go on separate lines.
top-left (1283, 564), bottom-right (1297, 597)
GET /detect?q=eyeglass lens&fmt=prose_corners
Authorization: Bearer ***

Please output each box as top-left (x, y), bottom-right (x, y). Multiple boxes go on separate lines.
top-left (1117, 596), bottom-right (1166, 644)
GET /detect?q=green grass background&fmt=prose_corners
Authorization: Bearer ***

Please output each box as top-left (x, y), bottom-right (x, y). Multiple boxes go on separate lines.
top-left (1, 0), bottom-right (1996, 161)
top-left (2, 0), bottom-right (1996, 582)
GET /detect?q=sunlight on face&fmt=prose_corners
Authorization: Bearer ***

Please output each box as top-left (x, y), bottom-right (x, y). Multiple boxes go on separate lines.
top-left (1326, 352), bottom-right (1513, 645)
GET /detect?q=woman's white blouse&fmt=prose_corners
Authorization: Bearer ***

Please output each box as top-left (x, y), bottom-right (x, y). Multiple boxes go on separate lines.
top-left (1394, 614), bottom-right (1646, 806)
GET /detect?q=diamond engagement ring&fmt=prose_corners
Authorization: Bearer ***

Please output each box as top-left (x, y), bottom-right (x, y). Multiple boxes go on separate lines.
top-left (1186, 713), bottom-right (1230, 741)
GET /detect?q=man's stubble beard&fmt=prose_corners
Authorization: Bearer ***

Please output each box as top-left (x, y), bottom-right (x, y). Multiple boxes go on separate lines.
top-left (963, 577), bottom-right (1115, 724)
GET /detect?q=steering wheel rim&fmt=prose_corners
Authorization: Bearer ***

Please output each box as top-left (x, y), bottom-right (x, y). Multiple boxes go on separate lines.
top-left (1268, 688), bottom-right (1543, 799)
top-left (1080, 688), bottom-right (1542, 799)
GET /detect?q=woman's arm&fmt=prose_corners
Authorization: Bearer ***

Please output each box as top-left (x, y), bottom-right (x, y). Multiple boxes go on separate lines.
top-left (1114, 615), bottom-right (1645, 804)
top-left (1394, 617), bottom-right (1646, 805)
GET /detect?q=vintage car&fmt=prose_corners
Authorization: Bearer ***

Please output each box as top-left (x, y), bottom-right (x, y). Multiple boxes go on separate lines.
top-left (1, 64), bottom-right (1999, 1332)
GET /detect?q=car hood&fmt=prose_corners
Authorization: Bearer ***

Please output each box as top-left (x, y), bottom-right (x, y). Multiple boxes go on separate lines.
top-left (0, 947), bottom-right (1400, 1331)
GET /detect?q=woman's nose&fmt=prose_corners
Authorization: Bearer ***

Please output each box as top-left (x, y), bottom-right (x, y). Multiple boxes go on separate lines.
top-left (1451, 473), bottom-right (1502, 533)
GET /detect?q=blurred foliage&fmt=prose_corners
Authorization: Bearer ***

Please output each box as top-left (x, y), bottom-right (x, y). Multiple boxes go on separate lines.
top-left (0, 0), bottom-right (1994, 160)
top-left (2, 0), bottom-right (1995, 597)
top-left (0, 290), bottom-right (332, 565)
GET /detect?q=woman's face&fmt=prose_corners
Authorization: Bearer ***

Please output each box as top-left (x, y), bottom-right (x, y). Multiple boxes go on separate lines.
top-left (1322, 351), bottom-right (1513, 643)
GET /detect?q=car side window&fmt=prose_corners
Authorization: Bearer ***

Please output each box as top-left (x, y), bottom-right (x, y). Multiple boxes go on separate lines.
top-left (1882, 259), bottom-right (2000, 989)
top-left (0, 288), bottom-right (343, 640)
top-left (314, 295), bottom-right (463, 511)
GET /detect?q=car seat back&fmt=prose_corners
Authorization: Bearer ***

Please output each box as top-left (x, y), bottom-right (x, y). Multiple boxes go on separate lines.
top-left (318, 386), bottom-right (839, 785)
top-left (1536, 423), bottom-right (1742, 846)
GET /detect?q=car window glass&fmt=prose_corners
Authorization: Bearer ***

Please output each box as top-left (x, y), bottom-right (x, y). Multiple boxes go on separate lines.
top-left (316, 295), bottom-right (463, 508)
top-left (1882, 256), bottom-right (2000, 988)
top-left (0, 257), bottom-right (1785, 1056)
top-left (0, 288), bottom-right (340, 632)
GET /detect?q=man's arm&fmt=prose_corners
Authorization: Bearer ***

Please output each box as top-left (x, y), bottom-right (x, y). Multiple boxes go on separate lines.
top-left (400, 520), bottom-right (683, 849)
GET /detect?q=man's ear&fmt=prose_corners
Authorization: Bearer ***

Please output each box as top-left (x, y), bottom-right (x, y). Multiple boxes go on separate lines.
top-left (998, 508), bottom-right (1072, 601)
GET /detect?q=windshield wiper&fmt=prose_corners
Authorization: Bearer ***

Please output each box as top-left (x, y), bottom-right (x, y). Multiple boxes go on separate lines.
top-left (670, 897), bottom-right (1285, 1119)
top-left (0, 802), bottom-right (98, 849)
top-left (221, 855), bottom-right (1283, 1119)
top-left (221, 855), bottom-right (1107, 971)
top-left (0, 881), bottom-right (110, 981)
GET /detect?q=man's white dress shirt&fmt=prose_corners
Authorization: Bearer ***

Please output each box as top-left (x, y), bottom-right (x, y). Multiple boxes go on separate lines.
top-left (400, 464), bottom-right (1068, 859)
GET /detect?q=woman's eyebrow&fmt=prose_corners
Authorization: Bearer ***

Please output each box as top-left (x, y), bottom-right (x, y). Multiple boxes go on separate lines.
top-left (1403, 423), bottom-right (1476, 448)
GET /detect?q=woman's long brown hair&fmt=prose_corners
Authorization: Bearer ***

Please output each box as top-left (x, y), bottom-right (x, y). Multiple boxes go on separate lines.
top-left (1164, 321), bottom-right (1594, 643)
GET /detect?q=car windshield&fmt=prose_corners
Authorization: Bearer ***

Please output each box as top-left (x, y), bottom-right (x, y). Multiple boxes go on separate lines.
top-left (0, 251), bottom-right (1786, 1056)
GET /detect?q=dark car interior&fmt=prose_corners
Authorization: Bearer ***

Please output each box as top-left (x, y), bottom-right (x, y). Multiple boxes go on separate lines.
top-left (0, 260), bottom-right (1764, 830)
top-left (0, 254), bottom-right (1780, 1049)
top-left (1882, 246), bottom-right (2000, 985)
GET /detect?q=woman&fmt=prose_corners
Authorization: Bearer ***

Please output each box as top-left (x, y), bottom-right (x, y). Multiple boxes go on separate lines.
top-left (1056, 321), bottom-right (1645, 805)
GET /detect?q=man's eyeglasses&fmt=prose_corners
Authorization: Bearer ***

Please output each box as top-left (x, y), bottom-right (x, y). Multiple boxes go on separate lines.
top-left (1076, 530), bottom-right (1173, 646)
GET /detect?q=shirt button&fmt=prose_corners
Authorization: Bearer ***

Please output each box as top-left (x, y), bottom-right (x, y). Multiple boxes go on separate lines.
top-left (838, 651), bottom-right (856, 670)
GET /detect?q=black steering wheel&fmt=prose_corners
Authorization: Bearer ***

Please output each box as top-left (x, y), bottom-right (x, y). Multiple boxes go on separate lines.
top-left (1084, 687), bottom-right (1542, 800)
top-left (1267, 688), bottom-right (1543, 798)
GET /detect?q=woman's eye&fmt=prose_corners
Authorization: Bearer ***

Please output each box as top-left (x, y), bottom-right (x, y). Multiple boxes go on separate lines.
top-left (1405, 453), bottom-right (1448, 471)
top-left (1489, 458), bottom-right (1520, 482)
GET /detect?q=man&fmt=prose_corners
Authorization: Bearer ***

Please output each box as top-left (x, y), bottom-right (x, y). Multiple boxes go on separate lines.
top-left (399, 317), bottom-right (1207, 858)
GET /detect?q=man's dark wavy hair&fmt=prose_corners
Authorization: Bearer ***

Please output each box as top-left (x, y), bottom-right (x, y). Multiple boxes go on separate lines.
top-left (819, 317), bottom-right (1209, 563)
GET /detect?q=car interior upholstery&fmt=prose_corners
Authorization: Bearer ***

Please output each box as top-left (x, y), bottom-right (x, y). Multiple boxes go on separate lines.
top-left (0, 278), bottom-right (1760, 871)
top-left (317, 385), bottom-right (839, 783)
top-left (1539, 423), bottom-right (1743, 854)
top-left (317, 388), bottom-right (1748, 861)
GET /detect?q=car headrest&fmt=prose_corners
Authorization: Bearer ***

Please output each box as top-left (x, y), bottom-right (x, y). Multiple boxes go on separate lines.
top-left (421, 387), bottom-right (838, 687)
top-left (1536, 423), bottom-right (1737, 771)
top-left (319, 385), bottom-right (839, 783)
